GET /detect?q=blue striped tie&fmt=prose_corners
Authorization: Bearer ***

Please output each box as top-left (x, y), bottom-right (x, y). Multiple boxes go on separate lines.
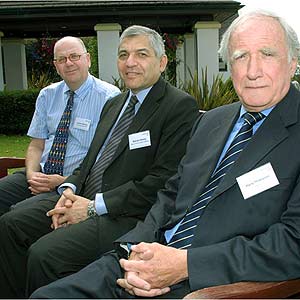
top-left (44, 91), bottom-right (75, 176)
top-left (83, 95), bottom-right (138, 199)
top-left (168, 111), bottom-right (265, 249)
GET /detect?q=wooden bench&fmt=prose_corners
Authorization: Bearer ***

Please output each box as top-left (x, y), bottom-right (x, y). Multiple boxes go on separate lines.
top-left (0, 157), bottom-right (26, 178)
top-left (184, 279), bottom-right (300, 298)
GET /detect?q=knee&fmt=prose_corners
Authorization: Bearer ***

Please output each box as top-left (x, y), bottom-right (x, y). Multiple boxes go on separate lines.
top-left (0, 210), bottom-right (20, 236)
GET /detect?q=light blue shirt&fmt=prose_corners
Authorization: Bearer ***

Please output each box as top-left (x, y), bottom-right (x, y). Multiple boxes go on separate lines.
top-left (59, 86), bottom-right (152, 215)
top-left (27, 73), bottom-right (120, 176)
top-left (164, 105), bottom-right (274, 243)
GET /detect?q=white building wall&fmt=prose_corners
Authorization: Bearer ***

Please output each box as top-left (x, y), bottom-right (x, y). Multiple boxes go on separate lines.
top-left (94, 23), bottom-right (121, 83)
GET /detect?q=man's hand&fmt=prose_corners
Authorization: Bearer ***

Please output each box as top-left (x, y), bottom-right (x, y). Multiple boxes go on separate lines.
top-left (27, 172), bottom-right (66, 195)
top-left (117, 242), bottom-right (188, 297)
top-left (47, 190), bottom-right (90, 227)
top-left (46, 188), bottom-right (73, 229)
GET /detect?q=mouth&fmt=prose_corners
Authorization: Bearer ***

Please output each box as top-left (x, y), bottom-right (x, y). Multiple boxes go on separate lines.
top-left (246, 85), bottom-right (267, 89)
top-left (125, 71), bottom-right (141, 77)
top-left (66, 69), bottom-right (77, 74)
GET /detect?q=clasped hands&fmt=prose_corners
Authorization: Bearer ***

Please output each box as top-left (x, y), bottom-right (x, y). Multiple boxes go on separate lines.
top-left (27, 171), bottom-right (66, 195)
top-left (117, 242), bottom-right (188, 298)
top-left (47, 188), bottom-right (90, 229)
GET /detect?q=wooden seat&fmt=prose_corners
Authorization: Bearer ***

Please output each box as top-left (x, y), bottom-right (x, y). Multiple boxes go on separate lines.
top-left (0, 157), bottom-right (26, 178)
top-left (184, 279), bottom-right (300, 299)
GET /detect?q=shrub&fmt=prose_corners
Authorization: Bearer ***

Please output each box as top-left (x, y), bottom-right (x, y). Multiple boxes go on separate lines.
top-left (181, 68), bottom-right (239, 110)
top-left (0, 89), bottom-right (39, 134)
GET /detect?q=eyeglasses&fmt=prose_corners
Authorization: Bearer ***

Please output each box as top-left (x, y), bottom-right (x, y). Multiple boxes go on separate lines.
top-left (53, 53), bottom-right (87, 64)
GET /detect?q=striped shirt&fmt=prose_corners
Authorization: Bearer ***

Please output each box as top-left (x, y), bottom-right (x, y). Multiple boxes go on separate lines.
top-left (27, 74), bottom-right (120, 176)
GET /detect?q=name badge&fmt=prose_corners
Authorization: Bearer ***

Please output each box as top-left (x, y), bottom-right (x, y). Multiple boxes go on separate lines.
top-left (236, 162), bottom-right (279, 199)
top-left (128, 130), bottom-right (151, 150)
top-left (74, 117), bottom-right (91, 131)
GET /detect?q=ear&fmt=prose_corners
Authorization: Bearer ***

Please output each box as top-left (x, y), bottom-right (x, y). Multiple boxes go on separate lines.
top-left (53, 61), bottom-right (60, 75)
top-left (86, 52), bottom-right (91, 68)
top-left (159, 55), bottom-right (168, 73)
top-left (290, 57), bottom-right (298, 78)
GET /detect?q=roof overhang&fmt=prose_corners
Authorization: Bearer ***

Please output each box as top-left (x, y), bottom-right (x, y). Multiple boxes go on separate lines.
top-left (0, 0), bottom-right (242, 38)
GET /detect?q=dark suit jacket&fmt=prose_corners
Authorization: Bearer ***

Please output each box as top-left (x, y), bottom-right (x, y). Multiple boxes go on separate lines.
top-left (118, 84), bottom-right (300, 292)
top-left (65, 76), bottom-right (199, 221)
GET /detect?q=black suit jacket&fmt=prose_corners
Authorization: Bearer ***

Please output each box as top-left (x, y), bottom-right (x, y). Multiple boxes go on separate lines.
top-left (65, 76), bottom-right (199, 220)
top-left (118, 84), bottom-right (300, 291)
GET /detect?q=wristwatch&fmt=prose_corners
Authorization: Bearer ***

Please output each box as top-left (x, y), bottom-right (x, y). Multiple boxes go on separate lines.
top-left (87, 200), bottom-right (97, 217)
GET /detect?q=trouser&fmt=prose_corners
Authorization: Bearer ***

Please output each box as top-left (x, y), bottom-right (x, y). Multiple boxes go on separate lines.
top-left (0, 170), bottom-right (57, 215)
top-left (0, 196), bottom-right (139, 298)
top-left (30, 252), bottom-right (191, 299)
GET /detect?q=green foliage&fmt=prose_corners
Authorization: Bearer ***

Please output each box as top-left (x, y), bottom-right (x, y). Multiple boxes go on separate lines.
top-left (82, 37), bottom-right (99, 77)
top-left (26, 38), bottom-right (60, 89)
top-left (0, 89), bottom-right (39, 134)
top-left (162, 33), bottom-right (183, 86)
top-left (112, 77), bottom-right (127, 92)
top-left (182, 69), bottom-right (239, 110)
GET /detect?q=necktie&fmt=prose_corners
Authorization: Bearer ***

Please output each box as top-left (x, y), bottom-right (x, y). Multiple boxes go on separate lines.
top-left (83, 95), bottom-right (139, 199)
top-left (168, 111), bottom-right (265, 249)
top-left (44, 91), bottom-right (75, 176)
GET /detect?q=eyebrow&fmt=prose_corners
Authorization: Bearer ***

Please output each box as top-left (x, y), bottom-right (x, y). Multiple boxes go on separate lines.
top-left (118, 47), bottom-right (151, 54)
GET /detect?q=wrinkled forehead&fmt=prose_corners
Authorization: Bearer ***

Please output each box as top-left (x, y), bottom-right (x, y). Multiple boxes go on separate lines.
top-left (229, 16), bottom-right (287, 51)
top-left (119, 35), bottom-right (153, 51)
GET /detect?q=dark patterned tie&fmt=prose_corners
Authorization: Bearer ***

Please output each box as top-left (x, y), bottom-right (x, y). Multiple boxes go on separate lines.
top-left (168, 111), bottom-right (265, 249)
top-left (44, 91), bottom-right (75, 176)
top-left (83, 95), bottom-right (139, 199)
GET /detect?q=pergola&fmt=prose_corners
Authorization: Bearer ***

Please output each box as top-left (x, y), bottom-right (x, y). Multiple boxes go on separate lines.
top-left (0, 0), bottom-right (242, 90)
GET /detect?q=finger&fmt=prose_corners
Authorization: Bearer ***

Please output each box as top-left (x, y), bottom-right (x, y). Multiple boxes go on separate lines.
top-left (62, 189), bottom-right (75, 200)
top-left (64, 199), bottom-right (73, 208)
top-left (133, 286), bottom-right (171, 298)
top-left (116, 278), bottom-right (134, 290)
top-left (126, 271), bottom-right (151, 291)
top-left (51, 213), bottom-right (62, 229)
top-left (46, 207), bottom-right (65, 217)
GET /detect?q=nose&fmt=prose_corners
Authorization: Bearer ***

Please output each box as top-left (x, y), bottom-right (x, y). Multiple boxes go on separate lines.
top-left (65, 57), bottom-right (75, 65)
top-left (247, 55), bottom-right (263, 80)
top-left (126, 53), bottom-right (137, 67)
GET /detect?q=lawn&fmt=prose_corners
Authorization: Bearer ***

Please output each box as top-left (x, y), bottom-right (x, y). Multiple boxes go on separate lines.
top-left (0, 134), bottom-right (30, 157)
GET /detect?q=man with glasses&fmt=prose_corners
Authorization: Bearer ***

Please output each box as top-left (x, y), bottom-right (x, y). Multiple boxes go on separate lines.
top-left (0, 36), bottom-right (120, 215)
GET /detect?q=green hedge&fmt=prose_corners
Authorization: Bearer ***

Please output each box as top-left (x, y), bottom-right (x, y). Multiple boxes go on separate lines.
top-left (0, 89), bottom-right (39, 134)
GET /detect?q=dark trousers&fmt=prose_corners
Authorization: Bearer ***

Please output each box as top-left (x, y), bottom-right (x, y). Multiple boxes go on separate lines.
top-left (30, 252), bottom-right (191, 299)
top-left (0, 170), bottom-right (57, 215)
top-left (0, 196), bottom-right (139, 298)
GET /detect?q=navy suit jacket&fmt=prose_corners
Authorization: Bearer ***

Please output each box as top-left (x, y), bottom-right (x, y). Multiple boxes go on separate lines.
top-left (118, 84), bottom-right (300, 291)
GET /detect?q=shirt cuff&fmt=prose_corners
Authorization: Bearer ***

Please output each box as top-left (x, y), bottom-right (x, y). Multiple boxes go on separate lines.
top-left (57, 183), bottom-right (77, 195)
top-left (95, 193), bottom-right (108, 215)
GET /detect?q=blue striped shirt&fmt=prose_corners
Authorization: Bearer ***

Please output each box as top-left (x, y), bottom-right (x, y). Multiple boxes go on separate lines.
top-left (27, 74), bottom-right (120, 176)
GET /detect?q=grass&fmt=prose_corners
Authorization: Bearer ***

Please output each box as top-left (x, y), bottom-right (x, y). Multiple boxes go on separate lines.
top-left (0, 134), bottom-right (30, 157)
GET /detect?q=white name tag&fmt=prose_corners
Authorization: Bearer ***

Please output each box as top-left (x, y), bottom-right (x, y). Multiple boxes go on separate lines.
top-left (128, 130), bottom-right (151, 150)
top-left (236, 162), bottom-right (279, 199)
top-left (74, 117), bottom-right (91, 131)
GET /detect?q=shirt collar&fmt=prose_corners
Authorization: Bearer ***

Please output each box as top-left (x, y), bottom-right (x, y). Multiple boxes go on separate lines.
top-left (240, 105), bottom-right (275, 119)
top-left (63, 73), bottom-right (92, 100)
top-left (129, 86), bottom-right (153, 105)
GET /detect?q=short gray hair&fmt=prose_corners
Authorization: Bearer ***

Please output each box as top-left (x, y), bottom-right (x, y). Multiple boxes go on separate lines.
top-left (119, 25), bottom-right (166, 58)
top-left (219, 10), bottom-right (300, 66)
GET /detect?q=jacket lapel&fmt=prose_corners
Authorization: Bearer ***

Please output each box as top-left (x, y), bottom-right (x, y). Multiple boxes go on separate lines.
top-left (110, 77), bottom-right (165, 161)
top-left (210, 85), bottom-right (299, 201)
top-left (88, 92), bottom-right (128, 162)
